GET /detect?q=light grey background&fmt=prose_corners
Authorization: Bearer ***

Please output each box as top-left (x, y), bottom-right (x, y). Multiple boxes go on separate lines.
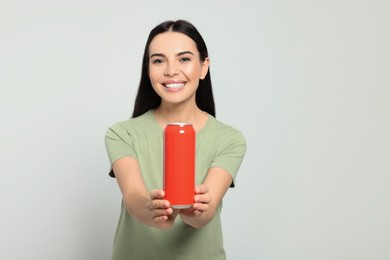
top-left (1, 0), bottom-right (389, 259)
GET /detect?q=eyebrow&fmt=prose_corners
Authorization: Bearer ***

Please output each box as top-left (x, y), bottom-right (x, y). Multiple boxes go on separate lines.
top-left (150, 51), bottom-right (194, 58)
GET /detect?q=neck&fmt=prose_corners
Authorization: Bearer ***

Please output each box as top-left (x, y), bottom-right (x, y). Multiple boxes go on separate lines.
top-left (154, 103), bottom-right (208, 132)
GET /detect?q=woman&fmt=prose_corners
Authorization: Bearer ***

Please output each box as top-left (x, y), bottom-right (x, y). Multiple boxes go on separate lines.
top-left (105, 20), bottom-right (246, 260)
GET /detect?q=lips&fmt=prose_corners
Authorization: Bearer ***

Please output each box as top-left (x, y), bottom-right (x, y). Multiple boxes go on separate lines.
top-left (162, 81), bottom-right (186, 90)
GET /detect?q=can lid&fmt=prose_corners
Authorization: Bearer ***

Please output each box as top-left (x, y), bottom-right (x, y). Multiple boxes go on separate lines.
top-left (166, 122), bottom-right (193, 126)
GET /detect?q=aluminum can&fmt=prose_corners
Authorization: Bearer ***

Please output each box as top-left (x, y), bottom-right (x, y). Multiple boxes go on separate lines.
top-left (163, 123), bottom-right (195, 209)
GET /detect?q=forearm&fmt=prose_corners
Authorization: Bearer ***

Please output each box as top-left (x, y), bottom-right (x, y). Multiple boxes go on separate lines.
top-left (113, 157), bottom-right (176, 229)
top-left (180, 167), bottom-right (232, 228)
top-left (179, 206), bottom-right (216, 228)
top-left (122, 192), bottom-right (154, 226)
top-left (122, 190), bottom-right (178, 229)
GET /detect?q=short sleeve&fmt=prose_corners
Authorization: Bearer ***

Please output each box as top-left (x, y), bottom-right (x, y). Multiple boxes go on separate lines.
top-left (210, 128), bottom-right (246, 187)
top-left (105, 123), bottom-right (137, 166)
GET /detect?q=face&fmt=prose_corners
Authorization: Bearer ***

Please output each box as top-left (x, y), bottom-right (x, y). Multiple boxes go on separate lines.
top-left (148, 32), bottom-right (209, 106)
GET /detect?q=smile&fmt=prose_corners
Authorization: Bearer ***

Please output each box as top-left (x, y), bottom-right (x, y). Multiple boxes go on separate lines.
top-left (163, 82), bottom-right (186, 89)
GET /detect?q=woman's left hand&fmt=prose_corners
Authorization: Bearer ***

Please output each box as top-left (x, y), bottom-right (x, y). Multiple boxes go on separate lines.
top-left (179, 167), bottom-right (232, 228)
top-left (181, 184), bottom-right (211, 216)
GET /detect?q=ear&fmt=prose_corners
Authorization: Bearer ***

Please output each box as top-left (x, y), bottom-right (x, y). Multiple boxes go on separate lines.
top-left (200, 57), bottom-right (210, 80)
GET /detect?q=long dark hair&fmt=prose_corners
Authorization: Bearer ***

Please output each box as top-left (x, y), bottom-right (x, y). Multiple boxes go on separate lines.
top-left (132, 19), bottom-right (216, 118)
top-left (109, 20), bottom-right (215, 178)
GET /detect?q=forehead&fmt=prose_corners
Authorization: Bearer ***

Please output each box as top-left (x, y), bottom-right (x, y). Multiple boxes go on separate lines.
top-left (149, 32), bottom-right (198, 55)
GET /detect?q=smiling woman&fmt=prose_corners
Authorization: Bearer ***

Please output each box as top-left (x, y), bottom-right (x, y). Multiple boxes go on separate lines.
top-left (131, 20), bottom-right (216, 120)
top-left (104, 20), bottom-right (246, 260)
top-left (148, 32), bottom-right (210, 110)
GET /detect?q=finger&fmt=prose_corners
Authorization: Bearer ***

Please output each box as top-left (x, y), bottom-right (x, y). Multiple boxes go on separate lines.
top-left (195, 184), bottom-right (208, 194)
top-left (153, 215), bottom-right (168, 222)
top-left (150, 189), bottom-right (165, 199)
top-left (150, 208), bottom-right (173, 219)
top-left (193, 202), bottom-right (209, 214)
top-left (194, 193), bottom-right (211, 204)
top-left (147, 199), bottom-right (170, 211)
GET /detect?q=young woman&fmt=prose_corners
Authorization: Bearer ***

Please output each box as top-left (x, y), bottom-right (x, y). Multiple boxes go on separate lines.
top-left (105, 20), bottom-right (246, 260)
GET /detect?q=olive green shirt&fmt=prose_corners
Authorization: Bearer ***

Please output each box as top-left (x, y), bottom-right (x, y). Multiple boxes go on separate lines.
top-left (105, 110), bottom-right (246, 260)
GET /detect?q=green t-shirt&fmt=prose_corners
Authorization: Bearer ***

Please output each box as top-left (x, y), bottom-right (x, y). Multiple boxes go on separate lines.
top-left (105, 110), bottom-right (246, 260)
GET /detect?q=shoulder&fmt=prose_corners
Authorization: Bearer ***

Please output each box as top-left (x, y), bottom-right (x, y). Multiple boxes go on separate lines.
top-left (207, 116), bottom-right (246, 144)
top-left (202, 116), bottom-right (246, 154)
top-left (204, 117), bottom-right (247, 182)
top-left (106, 111), bottom-right (153, 135)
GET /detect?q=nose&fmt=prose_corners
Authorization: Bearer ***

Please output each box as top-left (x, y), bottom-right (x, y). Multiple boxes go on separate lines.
top-left (164, 62), bottom-right (179, 76)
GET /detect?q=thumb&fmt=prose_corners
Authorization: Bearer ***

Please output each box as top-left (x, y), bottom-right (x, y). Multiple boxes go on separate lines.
top-left (195, 184), bottom-right (208, 194)
top-left (150, 189), bottom-right (165, 199)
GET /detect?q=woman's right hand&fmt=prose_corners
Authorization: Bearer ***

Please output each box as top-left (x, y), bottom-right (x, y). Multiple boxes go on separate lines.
top-left (146, 189), bottom-right (178, 229)
top-left (112, 157), bottom-right (178, 229)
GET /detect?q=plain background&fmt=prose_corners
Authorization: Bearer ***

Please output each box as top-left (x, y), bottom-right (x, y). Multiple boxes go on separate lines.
top-left (1, 0), bottom-right (389, 259)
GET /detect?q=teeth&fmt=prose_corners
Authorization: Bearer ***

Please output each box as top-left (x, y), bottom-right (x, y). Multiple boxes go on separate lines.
top-left (165, 83), bottom-right (185, 89)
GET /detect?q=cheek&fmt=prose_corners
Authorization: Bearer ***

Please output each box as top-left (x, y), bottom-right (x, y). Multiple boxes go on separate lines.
top-left (181, 64), bottom-right (201, 78)
top-left (148, 68), bottom-right (161, 83)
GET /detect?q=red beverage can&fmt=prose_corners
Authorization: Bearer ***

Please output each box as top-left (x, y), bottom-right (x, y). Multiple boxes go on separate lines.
top-left (163, 123), bottom-right (195, 209)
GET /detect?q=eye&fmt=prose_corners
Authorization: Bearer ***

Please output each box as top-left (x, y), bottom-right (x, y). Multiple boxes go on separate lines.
top-left (180, 57), bottom-right (191, 62)
top-left (151, 59), bottom-right (164, 64)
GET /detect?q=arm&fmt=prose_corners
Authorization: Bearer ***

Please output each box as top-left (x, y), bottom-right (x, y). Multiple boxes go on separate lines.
top-left (112, 156), bottom-right (178, 229)
top-left (179, 167), bottom-right (233, 228)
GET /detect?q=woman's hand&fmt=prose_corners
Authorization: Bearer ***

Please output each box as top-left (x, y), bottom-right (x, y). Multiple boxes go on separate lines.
top-left (113, 157), bottom-right (179, 229)
top-left (185, 184), bottom-right (212, 216)
top-left (179, 167), bottom-right (233, 228)
top-left (146, 189), bottom-right (178, 229)
top-left (179, 184), bottom-right (212, 227)
top-left (193, 184), bottom-right (212, 215)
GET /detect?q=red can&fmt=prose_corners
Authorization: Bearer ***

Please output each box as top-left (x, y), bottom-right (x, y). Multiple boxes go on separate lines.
top-left (163, 123), bottom-right (195, 209)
